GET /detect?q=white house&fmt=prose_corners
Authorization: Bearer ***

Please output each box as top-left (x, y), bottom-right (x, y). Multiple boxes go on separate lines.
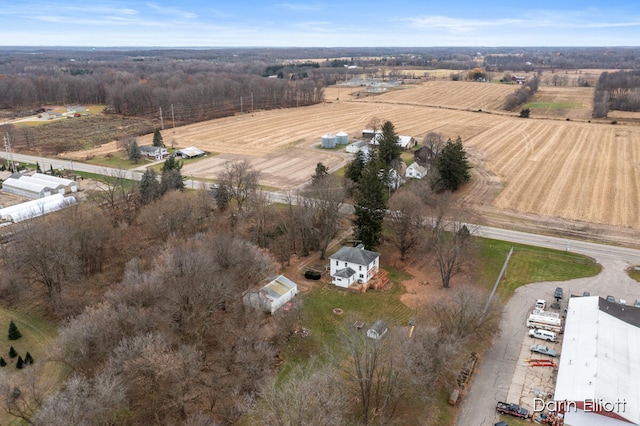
top-left (242, 275), bottom-right (298, 314)
top-left (553, 296), bottom-right (640, 426)
top-left (329, 245), bottom-right (380, 288)
top-left (139, 145), bottom-right (168, 160)
top-left (367, 320), bottom-right (388, 340)
top-left (406, 162), bottom-right (428, 179)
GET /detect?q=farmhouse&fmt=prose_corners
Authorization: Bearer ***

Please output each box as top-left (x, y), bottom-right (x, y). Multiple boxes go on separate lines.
top-left (329, 245), bottom-right (380, 288)
top-left (406, 162), bottom-right (428, 179)
top-left (242, 275), bottom-right (298, 314)
top-left (553, 296), bottom-right (640, 425)
top-left (367, 320), bottom-right (388, 340)
top-left (175, 146), bottom-right (205, 159)
top-left (139, 145), bottom-right (168, 160)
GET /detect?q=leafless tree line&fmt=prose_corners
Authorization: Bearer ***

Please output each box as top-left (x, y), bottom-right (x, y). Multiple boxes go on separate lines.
top-left (593, 70), bottom-right (640, 118)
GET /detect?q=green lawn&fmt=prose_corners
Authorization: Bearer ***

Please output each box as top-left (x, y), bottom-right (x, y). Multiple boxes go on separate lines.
top-left (476, 238), bottom-right (601, 297)
top-left (0, 307), bottom-right (61, 425)
top-left (524, 102), bottom-right (583, 109)
top-left (627, 266), bottom-right (640, 282)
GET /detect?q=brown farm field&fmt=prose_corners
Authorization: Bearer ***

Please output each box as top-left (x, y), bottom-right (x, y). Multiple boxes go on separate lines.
top-left (69, 77), bottom-right (640, 231)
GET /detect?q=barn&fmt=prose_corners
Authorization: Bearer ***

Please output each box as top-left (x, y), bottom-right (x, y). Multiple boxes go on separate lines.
top-left (175, 146), bottom-right (205, 159)
top-left (242, 275), bottom-right (298, 314)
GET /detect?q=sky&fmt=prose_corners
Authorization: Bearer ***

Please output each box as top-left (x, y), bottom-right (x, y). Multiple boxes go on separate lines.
top-left (1, 1), bottom-right (640, 47)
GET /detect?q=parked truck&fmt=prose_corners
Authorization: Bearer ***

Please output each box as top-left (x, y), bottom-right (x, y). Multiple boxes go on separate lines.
top-left (496, 401), bottom-right (530, 419)
top-left (526, 310), bottom-right (562, 333)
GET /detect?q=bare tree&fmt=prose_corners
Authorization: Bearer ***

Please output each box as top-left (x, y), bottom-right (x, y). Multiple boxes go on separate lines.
top-left (217, 160), bottom-right (259, 211)
top-left (89, 168), bottom-right (139, 225)
top-left (340, 323), bottom-right (402, 425)
top-left (432, 219), bottom-right (473, 288)
top-left (117, 134), bottom-right (137, 153)
top-left (421, 132), bottom-right (446, 166)
top-left (386, 189), bottom-right (424, 261)
top-left (302, 174), bottom-right (346, 259)
top-left (254, 359), bottom-right (348, 425)
top-left (0, 364), bottom-right (47, 424)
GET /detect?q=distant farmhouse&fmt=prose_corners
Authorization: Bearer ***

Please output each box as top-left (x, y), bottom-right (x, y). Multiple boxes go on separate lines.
top-left (406, 162), bottom-right (428, 180)
top-left (139, 146), bottom-right (168, 160)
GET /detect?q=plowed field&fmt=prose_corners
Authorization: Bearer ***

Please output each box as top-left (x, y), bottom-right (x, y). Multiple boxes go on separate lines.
top-left (74, 77), bottom-right (640, 230)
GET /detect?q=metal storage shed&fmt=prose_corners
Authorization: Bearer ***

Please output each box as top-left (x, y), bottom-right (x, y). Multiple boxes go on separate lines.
top-left (242, 275), bottom-right (298, 314)
top-left (32, 173), bottom-right (79, 193)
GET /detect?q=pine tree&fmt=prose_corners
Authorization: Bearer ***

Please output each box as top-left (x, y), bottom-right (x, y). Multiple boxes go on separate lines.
top-left (9, 346), bottom-right (16, 358)
top-left (311, 162), bottom-right (329, 185)
top-left (353, 153), bottom-right (388, 250)
top-left (433, 137), bottom-right (472, 192)
top-left (345, 150), bottom-right (366, 184)
top-left (128, 140), bottom-right (142, 164)
top-left (24, 352), bottom-right (33, 366)
top-left (376, 121), bottom-right (401, 170)
top-left (16, 355), bottom-right (23, 369)
top-left (152, 129), bottom-right (164, 147)
top-left (138, 169), bottom-right (161, 205)
top-left (0, 357), bottom-right (6, 367)
top-left (8, 320), bottom-right (21, 340)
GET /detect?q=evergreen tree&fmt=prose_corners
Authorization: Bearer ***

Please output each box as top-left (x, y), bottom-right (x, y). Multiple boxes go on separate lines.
top-left (16, 355), bottom-right (23, 369)
top-left (128, 140), bottom-right (142, 163)
top-left (36, 162), bottom-right (42, 173)
top-left (161, 154), bottom-right (183, 174)
top-left (8, 320), bottom-right (21, 340)
top-left (376, 121), bottom-right (401, 170)
top-left (9, 346), bottom-right (16, 358)
top-left (353, 154), bottom-right (388, 250)
top-left (24, 352), bottom-right (33, 366)
top-left (152, 129), bottom-right (164, 147)
top-left (311, 162), bottom-right (329, 185)
top-left (0, 357), bottom-right (6, 367)
top-left (433, 137), bottom-right (472, 192)
top-left (345, 150), bottom-right (366, 184)
top-left (138, 169), bottom-right (161, 204)
top-left (160, 169), bottom-right (185, 194)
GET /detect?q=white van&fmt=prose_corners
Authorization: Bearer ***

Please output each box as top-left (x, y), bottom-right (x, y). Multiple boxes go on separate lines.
top-left (535, 299), bottom-right (546, 310)
top-left (529, 328), bottom-right (556, 342)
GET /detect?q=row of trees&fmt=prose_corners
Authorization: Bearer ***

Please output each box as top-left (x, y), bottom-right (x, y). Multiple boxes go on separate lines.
top-left (593, 70), bottom-right (640, 118)
top-left (503, 75), bottom-right (540, 110)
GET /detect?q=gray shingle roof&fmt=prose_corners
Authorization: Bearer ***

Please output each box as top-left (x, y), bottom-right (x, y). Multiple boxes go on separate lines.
top-left (330, 246), bottom-right (379, 266)
top-left (334, 267), bottom-right (356, 279)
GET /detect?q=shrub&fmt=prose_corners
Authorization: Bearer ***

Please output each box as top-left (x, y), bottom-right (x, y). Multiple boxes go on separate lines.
top-left (304, 270), bottom-right (322, 280)
top-left (24, 352), bottom-right (34, 366)
top-left (8, 346), bottom-right (17, 358)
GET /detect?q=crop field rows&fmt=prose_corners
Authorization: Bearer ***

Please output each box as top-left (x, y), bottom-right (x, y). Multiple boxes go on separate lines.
top-left (75, 74), bottom-right (640, 229)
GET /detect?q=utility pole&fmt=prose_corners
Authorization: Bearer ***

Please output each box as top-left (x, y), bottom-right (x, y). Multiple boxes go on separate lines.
top-left (159, 106), bottom-right (164, 130)
top-left (240, 96), bottom-right (243, 113)
top-left (171, 104), bottom-right (175, 132)
top-left (251, 92), bottom-right (254, 112)
top-left (3, 133), bottom-right (15, 172)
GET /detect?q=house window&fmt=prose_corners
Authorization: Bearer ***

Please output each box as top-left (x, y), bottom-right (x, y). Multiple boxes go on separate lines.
top-left (336, 261), bottom-right (339, 266)
top-left (359, 265), bottom-right (362, 271)
top-left (359, 274), bottom-right (364, 279)
top-left (345, 262), bottom-right (347, 267)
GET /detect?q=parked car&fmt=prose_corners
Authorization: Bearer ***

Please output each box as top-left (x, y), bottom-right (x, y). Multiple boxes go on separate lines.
top-left (583, 291), bottom-right (590, 297)
top-left (535, 299), bottom-right (546, 310)
top-left (554, 287), bottom-right (564, 299)
top-left (529, 328), bottom-right (557, 342)
top-left (530, 344), bottom-right (557, 357)
top-left (606, 295), bottom-right (616, 303)
top-left (619, 298), bottom-right (627, 305)
top-left (634, 299), bottom-right (640, 308)
top-left (494, 422), bottom-right (508, 426)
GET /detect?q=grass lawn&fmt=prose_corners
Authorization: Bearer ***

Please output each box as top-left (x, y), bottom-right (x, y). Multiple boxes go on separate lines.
top-left (524, 102), bottom-right (583, 109)
top-left (627, 266), bottom-right (640, 282)
top-left (475, 238), bottom-right (601, 297)
top-left (0, 307), bottom-right (61, 425)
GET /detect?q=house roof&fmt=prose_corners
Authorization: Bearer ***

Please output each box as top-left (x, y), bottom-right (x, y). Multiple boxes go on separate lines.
top-left (398, 135), bottom-right (414, 148)
top-left (334, 267), bottom-right (356, 279)
top-left (140, 145), bottom-right (163, 153)
top-left (259, 275), bottom-right (297, 302)
top-left (175, 146), bottom-right (204, 157)
top-left (330, 246), bottom-right (379, 266)
top-left (407, 162), bottom-right (428, 174)
top-left (554, 296), bottom-right (640, 424)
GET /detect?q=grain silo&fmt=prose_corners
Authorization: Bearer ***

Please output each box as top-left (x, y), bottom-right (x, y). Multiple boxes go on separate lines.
top-left (321, 133), bottom-right (337, 148)
top-left (336, 131), bottom-right (349, 145)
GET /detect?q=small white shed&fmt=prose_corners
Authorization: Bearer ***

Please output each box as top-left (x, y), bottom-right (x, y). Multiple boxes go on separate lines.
top-left (243, 275), bottom-right (298, 314)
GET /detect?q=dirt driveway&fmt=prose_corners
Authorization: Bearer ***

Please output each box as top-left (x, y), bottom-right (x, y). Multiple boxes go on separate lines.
top-left (455, 257), bottom-right (640, 426)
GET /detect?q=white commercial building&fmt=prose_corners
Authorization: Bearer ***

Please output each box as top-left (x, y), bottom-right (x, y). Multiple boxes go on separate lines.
top-left (553, 296), bottom-right (640, 425)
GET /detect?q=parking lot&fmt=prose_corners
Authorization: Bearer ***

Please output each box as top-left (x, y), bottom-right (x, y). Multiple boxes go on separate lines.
top-left (455, 257), bottom-right (640, 426)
